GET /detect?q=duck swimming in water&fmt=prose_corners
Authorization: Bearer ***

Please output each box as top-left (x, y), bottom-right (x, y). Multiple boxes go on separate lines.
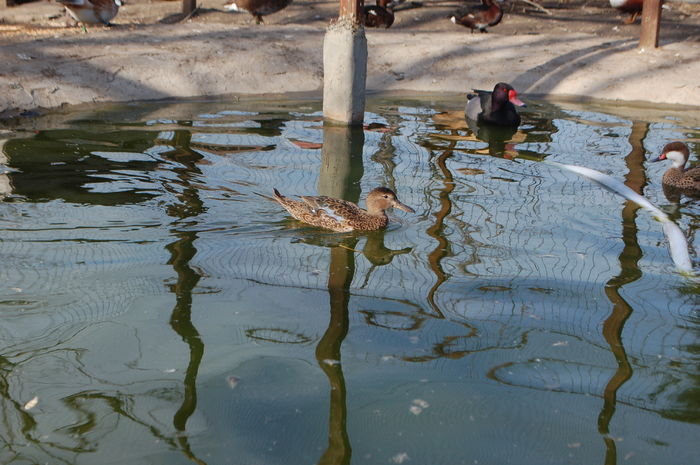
top-left (651, 141), bottom-right (700, 192)
top-left (273, 187), bottom-right (414, 232)
top-left (465, 82), bottom-right (525, 127)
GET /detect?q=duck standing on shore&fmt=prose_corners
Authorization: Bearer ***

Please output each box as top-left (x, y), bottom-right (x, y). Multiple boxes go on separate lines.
top-left (364, 0), bottom-right (395, 28)
top-left (224, 0), bottom-right (293, 23)
top-left (272, 187), bottom-right (414, 232)
top-left (609, 0), bottom-right (644, 24)
top-left (651, 142), bottom-right (700, 193)
top-left (56, 0), bottom-right (122, 26)
top-left (465, 82), bottom-right (525, 127)
top-left (450, 0), bottom-right (503, 33)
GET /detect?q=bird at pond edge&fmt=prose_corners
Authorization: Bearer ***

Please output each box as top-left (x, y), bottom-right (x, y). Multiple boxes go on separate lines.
top-left (609, 0), bottom-right (644, 24)
top-left (465, 82), bottom-right (525, 128)
top-left (272, 187), bottom-right (414, 232)
top-left (56, 0), bottom-right (122, 26)
top-left (224, 0), bottom-right (293, 23)
top-left (651, 141), bottom-right (700, 192)
top-left (364, 0), bottom-right (395, 29)
top-left (450, 0), bottom-right (503, 33)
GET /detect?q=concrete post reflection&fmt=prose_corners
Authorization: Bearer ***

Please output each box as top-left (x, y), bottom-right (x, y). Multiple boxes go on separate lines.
top-left (318, 124), bottom-right (364, 199)
top-left (315, 123), bottom-right (364, 465)
top-left (162, 129), bottom-right (208, 465)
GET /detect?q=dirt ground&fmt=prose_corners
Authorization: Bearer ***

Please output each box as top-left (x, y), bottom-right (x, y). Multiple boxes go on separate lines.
top-left (0, 0), bottom-right (699, 117)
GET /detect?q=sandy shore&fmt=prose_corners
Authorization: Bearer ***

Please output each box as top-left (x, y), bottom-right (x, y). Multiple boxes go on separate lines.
top-left (1, 0), bottom-right (699, 117)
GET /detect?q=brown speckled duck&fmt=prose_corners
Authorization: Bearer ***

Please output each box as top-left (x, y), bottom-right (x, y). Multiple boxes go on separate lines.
top-left (273, 187), bottom-right (414, 232)
top-left (651, 142), bottom-right (700, 192)
top-left (224, 0), bottom-right (293, 23)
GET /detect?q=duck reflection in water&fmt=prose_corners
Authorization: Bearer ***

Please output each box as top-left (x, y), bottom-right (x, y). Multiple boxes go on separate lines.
top-left (355, 229), bottom-right (412, 266)
top-left (284, 227), bottom-right (412, 267)
top-left (466, 116), bottom-right (519, 158)
top-left (431, 110), bottom-right (522, 159)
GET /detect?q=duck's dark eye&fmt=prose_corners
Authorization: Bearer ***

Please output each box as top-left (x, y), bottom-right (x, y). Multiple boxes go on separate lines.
top-left (383, 195), bottom-right (389, 198)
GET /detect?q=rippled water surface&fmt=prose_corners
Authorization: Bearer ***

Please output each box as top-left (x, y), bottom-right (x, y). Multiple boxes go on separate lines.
top-left (1, 95), bottom-right (699, 465)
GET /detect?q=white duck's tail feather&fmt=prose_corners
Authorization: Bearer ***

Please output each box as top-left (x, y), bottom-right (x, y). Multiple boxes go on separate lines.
top-left (546, 160), bottom-right (694, 276)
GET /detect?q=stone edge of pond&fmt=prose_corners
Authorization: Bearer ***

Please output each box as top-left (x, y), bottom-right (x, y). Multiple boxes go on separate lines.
top-left (1, 24), bottom-right (700, 122)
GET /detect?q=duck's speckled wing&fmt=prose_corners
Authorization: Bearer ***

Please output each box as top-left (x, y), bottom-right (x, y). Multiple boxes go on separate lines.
top-left (301, 195), bottom-right (364, 223)
top-left (683, 169), bottom-right (700, 190)
top-left (271, 193), bottom-right (355, 232)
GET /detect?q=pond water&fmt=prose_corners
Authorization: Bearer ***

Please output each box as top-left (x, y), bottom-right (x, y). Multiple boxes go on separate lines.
top-left (1, 94), bottom-right (699, 465)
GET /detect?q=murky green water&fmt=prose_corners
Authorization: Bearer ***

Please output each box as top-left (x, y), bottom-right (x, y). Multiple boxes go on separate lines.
top-left (1, 94), bottom-right (699, 465)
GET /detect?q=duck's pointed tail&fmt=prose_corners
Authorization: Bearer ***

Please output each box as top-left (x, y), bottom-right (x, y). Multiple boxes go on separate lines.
top-left (248, 189), bottom-right (280, 203)
top-left (272, 188), bottom-right (285, 203)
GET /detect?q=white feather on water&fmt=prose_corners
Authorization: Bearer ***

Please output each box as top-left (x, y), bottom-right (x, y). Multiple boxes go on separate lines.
top-left (546, 160), bottom-right (694, 276)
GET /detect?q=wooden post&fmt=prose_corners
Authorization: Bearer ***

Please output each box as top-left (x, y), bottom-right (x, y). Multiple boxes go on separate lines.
top-left (182, 0), bottom-right (197, 17)
top-left (639, 0), bottom-right (663, 49)
top-left (339, 0), bottom-right (363, 22)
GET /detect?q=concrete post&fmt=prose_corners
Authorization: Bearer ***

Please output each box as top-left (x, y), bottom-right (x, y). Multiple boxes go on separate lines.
top-left (322, 17), bottom-right (368, 126)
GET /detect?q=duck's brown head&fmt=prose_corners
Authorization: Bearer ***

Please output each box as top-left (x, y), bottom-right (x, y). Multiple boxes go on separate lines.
top-left (366, 187), bottom-right (415, 215)
top-left (652, 141), bottom-right (690, 169)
